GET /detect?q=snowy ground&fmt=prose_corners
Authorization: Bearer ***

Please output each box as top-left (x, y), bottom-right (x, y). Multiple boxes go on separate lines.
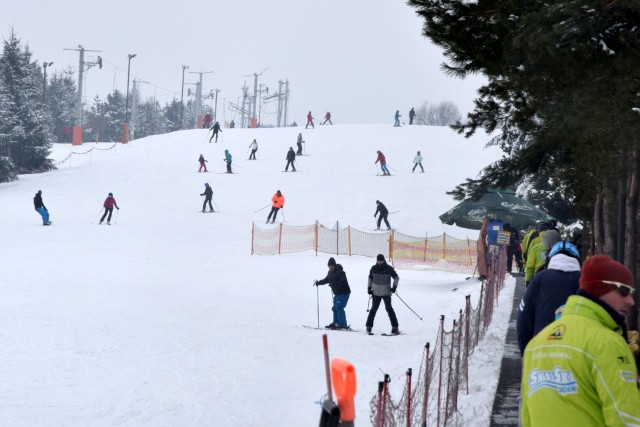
top-left (0, 124), bottom-right (514, 426)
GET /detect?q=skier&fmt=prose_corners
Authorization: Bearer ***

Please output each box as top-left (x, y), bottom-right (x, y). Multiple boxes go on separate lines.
top-left (284, 147), bottom-right (296, 172)
top-left (248, 139), bottom-right (258, 160)
top-left (323, 112), bottom-right (332, 125)
top-left (375, 150), bottom-right (390, 176)
top-left (314, 257), bottom-right (351, 330)
top-left (409, 108), bottom-right (415, 125)
top-left (209, 121), bottom-right (222, 143)
top-left (224, 149), bottom-right (233, 173)
top-left (305, 111), bottom-right (314, 129)
top-left (374, 200), bottom-right (391, 231)
top-left (266, 190), bottom-right (285, 224)
top-left (394, 110), bottom-right (401, 127)
top-left (33, 190), bottom-right (51, 226)
top-left (99, 192), bottom-right (120, 225)
top-left (296, 133), bottom-right (304, 155)
top-left (366, 254), bottom-right (400, 335)
top-left (230, 120), bottom-right (235, 129)
top-left (198, 154), bottom-right (208, 172)
top-left (202, 113), bottom-right (212, 129)
top-left (200, 183), bottom-right (214, 212)
top-left (412, 151), bottom-right (424, 173)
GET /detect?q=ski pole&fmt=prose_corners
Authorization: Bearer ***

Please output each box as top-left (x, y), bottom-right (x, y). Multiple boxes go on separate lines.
top-left (115, 208), bottom-right (119, 225)
top-left (374, 164), bottom-right (380, 175)
top-left (231, 162), bottom-right (242, 168)
top-left (393, 291), bottom-right (423, 320)
top-left (389, 211), bottom-right (400, 215)
top-left (281, 208), bottom-right (285, 223)
top-left (316, 282), bottom-right (320, 327)
top-left (92, 207), bottom-right (104, 224)
top-left (212, 199), bottom-right (220, 211)
top-left (254, 204), bottom-right (271, 213)
top-left (388, 164), bottom-right (396, 173)
top-left (367, 295), bottom-right (372, 312)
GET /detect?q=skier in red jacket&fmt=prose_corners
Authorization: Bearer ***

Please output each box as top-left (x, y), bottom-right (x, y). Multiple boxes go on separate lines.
top-left (100, 193), bottom-right (120, 225)
top-left (305, 111), bottom-right (314, 129)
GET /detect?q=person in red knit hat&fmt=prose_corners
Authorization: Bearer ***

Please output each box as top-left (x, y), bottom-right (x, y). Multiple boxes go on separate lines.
top-left (521, 254), bottom-right (640, 426)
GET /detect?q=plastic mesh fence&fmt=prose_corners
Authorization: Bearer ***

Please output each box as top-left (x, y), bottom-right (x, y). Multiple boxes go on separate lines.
top-left (251, 222), bottom-right (475, 274)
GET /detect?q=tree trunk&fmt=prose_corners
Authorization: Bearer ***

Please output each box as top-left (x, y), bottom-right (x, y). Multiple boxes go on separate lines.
top-left (625, 145), bottom-right (640, 332)
top-left (602, 181), bottom-right (617, 257)
top-left (594, 189), bottom-right (605, 254)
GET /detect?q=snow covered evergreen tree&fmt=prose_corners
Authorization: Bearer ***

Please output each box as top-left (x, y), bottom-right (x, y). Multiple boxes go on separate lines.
top-left (133, 97), bottom-right (167, 138)
top-left (84, 90), bottom-right (126, 142)
top-left (46, 70), bottom-right (77, 143)
top-left (0, 79), bottom-right (17, 182)
top-left (0, 30), bottom-right (54, 174)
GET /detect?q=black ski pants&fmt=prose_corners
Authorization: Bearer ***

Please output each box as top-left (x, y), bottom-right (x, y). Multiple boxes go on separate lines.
top-left (285, 160), bottom-right (296, 171)
top-left (203, 198), bottom-right (213, 212)
top-left (100, 207), bottom-right (113, 223)
top-left (267, 207), bottom-right (280, 223)
top-left (249, 149), bottom-right (257, 160)
top-left (377, 214), bottom-right (390, 229)
top-left (412, 162), bottom-right (424, 172)
top-left (366, 295), bottom-right (398, 328)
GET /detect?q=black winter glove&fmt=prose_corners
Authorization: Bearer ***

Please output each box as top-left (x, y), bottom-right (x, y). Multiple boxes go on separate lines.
top-left (391, 286), bottom-right (397, 293)
top-left (367, 288), bottom-right (373, 295)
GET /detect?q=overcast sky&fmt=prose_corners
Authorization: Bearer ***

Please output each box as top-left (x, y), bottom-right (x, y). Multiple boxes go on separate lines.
top-left (4, 0), bottom-right (486, 125)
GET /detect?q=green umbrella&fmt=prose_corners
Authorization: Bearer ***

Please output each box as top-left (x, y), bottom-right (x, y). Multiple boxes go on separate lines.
top-left (439, 188), bottom-right (554, 230)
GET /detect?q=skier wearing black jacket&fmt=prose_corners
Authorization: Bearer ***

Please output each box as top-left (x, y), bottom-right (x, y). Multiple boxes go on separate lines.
top-left (366, 254), bottom-right (400, 335)
top-left (314, 257), bottom-right (351, 329)
top-left (284, 147), bottom-right (296, 172)
top-left (374, 200), bottom-right (391, 230)
top-left (200, 183), bottom-right (214, 212)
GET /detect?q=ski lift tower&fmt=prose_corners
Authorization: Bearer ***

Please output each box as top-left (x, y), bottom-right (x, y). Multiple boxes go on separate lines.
top-left (243, 67), bottom-right (268, 128)
top-left (188, 70), bottom-right (213, 128)
top-left (63, 45), bottom-right (102, 145)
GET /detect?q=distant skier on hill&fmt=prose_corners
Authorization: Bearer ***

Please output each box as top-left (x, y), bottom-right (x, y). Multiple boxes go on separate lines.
top-left (296, 133), bottom-right (304, 155)
top-left (224, 150), bottom-right (233, 173)
top-left (305, 111), bottom-right (314, 129)
top-left (198, 154), bottom-right (208, 172)
top-left (323, 112), bottom-right (332, 125)
top-left (209, 121), bottom-right (222, 143)
top-left (200, 183), bottom-right (214, 212)
top-left (409, 108), bottom-right (415, 125)
top-left (99, 193), bottom-right (120, 225)
top-left (266, 190), bottom-right (285, 224)
top-left (412, 151), bottom-right (424, 173)
top-left (230, 120), bottom-right (235, 129)
top-left (202, 113), bottom-right (212, 129)
top-left (248, 139), bottom-right (258, 160)
top-left (33, 190), bottom-right (51, 226)
top-left (285, 147), bottom-right (297, 172)
top-left (375, 151), bottom-right (390, 176)
top-left (394, 110), bottom-right (401, 127)
top-left (374, 200), bottom-right (391, 231)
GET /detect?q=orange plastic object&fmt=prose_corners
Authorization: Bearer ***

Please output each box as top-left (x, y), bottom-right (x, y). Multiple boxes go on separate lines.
top-left (331, 358), bottom-right (356, 421)
top-left (72, 126), bottom-right (82, 146)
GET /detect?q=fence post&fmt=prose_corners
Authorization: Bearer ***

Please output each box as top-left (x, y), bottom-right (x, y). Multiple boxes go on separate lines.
top-left (381, 374), bottom-right (390, 427)
top-left (444, 319), bottom-right (457, 426)
top-left (423, 232), bottom-right (428, 263)
top-left (421, 343), bottom-right (430, 427)
top-left (406, 368), bottom-right (412, 427)
top-left (376, 381), bottom-right (384, 427)
top-left (467, 237), bottom-right (473, 265)
top-left (464, 295), bottom-right (471, 394)
top-left (315, 221), bottom-right (318, 256)
top-left (442, 233), bottom-right (447, 260)
top-left (476, 284), bottom-right (484, 348)
top-left (389, 229), bottom-right (394, 262)
top-left (278, 223), bottom-right (283, 255)
top-left (436, 315), bottom-right (445, 427)
top-left (348, 225), bottom-right (352, 257)
top-left (251, 222), bottom-right (255, 255)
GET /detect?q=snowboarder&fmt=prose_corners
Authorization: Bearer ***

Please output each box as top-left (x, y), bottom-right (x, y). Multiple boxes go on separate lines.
top-left (409, 108), bottom-right (415, 125)
top-left (99, 193), bottom-right (120, 225)
top-left (305, 111), bottom-right (314, 129)
top-left (209, 121), bottom-right (222, 143)
top-left (375, 151), bottom-right (390, 176)
top-left (202, 113), bottom-right (212, 129)
top-left (224, 150), bottom-right (233, 173)
top-left (200, 183), bottom-right (214, 212)
top-left (266, 190), bottom-right (285, 224)
top-left (394, 110), bottom-right (401, 127)
top-left (366, 254), bottom-right (400, 335)
top-left (323, 112), bottom-right (332, 125)
top-left (248, 139), bottom-right (258, 160)
top-left (296, 133), bottom-right (304, 155)
top-left (198, 154), bottom-right (208, 172)
top-left (284, 147), bottom-right (296, 172)
top-left (33, 190), bottom-right (51, 225)
top-left (412, 151), bottom-right (424, 173)
top-left (374, 200), bottom-right (391, 231)
top-left (314, 257), bottom-right (351, 330)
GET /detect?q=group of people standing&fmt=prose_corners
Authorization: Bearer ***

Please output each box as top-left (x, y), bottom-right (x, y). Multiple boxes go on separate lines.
top-left (314, 253), bottom-right (400, 335)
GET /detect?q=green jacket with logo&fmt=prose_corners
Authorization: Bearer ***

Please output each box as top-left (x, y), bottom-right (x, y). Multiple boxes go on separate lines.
top-left (521, 295), bottom-right (640, 426)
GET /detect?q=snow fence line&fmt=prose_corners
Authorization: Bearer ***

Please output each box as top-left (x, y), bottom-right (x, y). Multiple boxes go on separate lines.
top-left (55, 142), bottom-right (119, 167)
top-left (251, 221), bottom-right (477, 275)
top-left (368, 248), bottom-right (508, 427)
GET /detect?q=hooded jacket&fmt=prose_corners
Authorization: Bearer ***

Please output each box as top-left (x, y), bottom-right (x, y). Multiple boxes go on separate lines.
top-left (33, 192), bottom-right (46, 210)
top-left (521, 294), bottom-right (640, 426)
top-left (316, 264), bottom-right (351, 295)
top-left (368, 262), bottom-right (399, 296)
top-left (517, 254), bottom-right (581, 355)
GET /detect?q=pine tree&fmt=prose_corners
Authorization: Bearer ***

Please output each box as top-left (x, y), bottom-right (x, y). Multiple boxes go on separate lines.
top-left (133, 97), bottom-right (167, 138)
top-left (46, 70), bottom-right (78, 143)
top-left (0, 29), bottom-right (54, 173)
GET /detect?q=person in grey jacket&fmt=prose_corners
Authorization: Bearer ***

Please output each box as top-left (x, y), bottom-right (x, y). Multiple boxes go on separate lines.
top-left (412, 151), bottom-right (424, 173)
top-left (366, 254), bottom-right (400, 334)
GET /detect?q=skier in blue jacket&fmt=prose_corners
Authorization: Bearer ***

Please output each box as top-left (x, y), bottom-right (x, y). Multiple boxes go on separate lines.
top-left (224, 150), bottom-right (232, 173)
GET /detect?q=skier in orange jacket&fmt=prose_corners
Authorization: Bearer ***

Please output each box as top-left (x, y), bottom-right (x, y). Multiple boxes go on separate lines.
top-left (266, 190), bottom-right (285, 224)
